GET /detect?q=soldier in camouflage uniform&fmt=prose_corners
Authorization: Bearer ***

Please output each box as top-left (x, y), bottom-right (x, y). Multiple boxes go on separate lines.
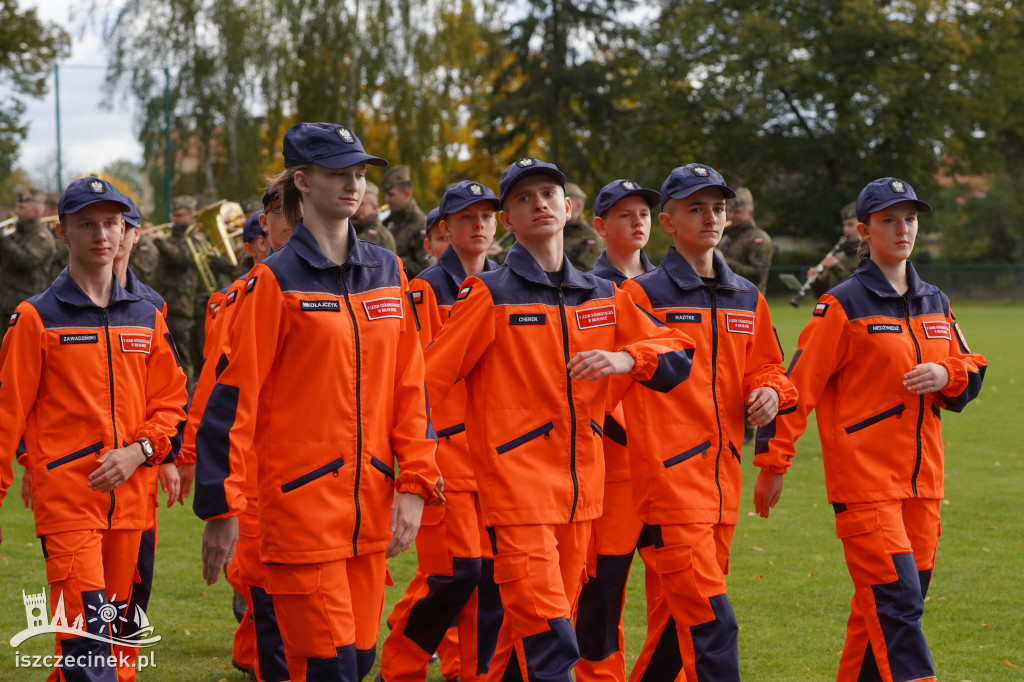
top-left (154, 195), bottom-right (200, 384)
top-left (352, 180), bottom-right (397, 252)
top-left (0, 188), bottom-right (59, 333)
top-left (381, 165), bottom-right (430, 276)
top-left (720, 186), bottom-right (773, 294)
top-left (130, 222), bottom-right (161, 287)
top-left (810, 202), bottom-right (862, 298)
top-left (562, 182), bottom-right (604, 270)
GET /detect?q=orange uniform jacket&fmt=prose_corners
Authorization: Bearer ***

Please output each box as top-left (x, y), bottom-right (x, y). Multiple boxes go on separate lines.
top-left (180, 273), bottom-right (249, 471)
top-left (754, 259), bottom-right (986, 503)
top-left (407, 246), bottom-right (499, 492)
top-left (192, 222), bottom-right (440, 564)
top-left (423, 243), bottom-right (696, 528)
top-left (620, 249), bottom-right (797, 526)
top-left (0, 270), bottom-right (188, 535)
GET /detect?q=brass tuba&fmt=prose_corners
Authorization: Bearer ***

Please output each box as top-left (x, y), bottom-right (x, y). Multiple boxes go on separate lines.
top-left (187, 200), bottom-right (245, 293)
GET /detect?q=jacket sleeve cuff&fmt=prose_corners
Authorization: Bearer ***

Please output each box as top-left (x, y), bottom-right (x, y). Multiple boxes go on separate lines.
top-left (937, 358), bottom-right (967, 397)
top-left (753, 460), bottom-right (789, 475)
top-left (396, 473), bottom-right (438, 505)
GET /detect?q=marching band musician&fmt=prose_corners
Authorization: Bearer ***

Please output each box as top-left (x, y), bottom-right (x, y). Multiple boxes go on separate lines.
top-left (1, 186), bottom-right (60, 334)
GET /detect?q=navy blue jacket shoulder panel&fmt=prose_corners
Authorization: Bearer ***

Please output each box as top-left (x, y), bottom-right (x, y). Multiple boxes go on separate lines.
top-left (31, 269), bottom-right (155, 330)
top-left (633, 248), bottom-right (759, 313)
top-left (830, 260), bottom-right (948, 321)
top-left (480, 242), bottom-right (614, 308)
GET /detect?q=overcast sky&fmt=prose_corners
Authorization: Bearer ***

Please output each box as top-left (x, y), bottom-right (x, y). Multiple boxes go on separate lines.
top-left (16, 0), bottom-right (142, 190)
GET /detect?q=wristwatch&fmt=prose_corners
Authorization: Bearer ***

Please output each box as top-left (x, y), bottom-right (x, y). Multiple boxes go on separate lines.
top-left (137, 437), bottom-right (155, 463)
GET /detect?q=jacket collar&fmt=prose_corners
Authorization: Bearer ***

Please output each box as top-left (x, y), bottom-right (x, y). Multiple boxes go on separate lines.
top-left (504, 242), bottom-right (595, 289)
top-left (854, 258), bottom-right (939, 299)
top-left (593, 249), bottom-right (654, 282)
top-left (288, 220), bottom-right (381, 270)
top-left (660, 247), bottom-right (752, 292)
top-left (438, 245), bottom-right (497, 287)
top-left (52, 267), bottom-right (140, 308)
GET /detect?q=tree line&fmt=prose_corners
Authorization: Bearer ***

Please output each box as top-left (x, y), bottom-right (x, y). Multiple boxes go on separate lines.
top-left (4, 0), bottom-right (1023, 262)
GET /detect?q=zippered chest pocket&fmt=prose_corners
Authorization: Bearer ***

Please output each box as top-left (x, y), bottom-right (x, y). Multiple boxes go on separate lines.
top-left (281, 456), bottom-right (345, 492)
top-left (845, 404), bottom-right (905, 434)
top-left (496, 422), bottom-right (553, 455)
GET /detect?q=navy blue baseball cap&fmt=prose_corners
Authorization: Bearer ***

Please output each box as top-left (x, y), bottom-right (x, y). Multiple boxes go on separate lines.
top-left (58, 176), bottom-right (132, 218)
top-left (498, 158), bottom-right (567, 206)
top-left (660, 164), bottom-right (736, 203)
top-left (439, 180), bottom-right (500, 219)
top-left (283, 122), bottom-right (388, 170)
top-left (593, 179), bottom-right (661, 218)
top-left (855, 177), bottom-right (932, 222)
top-left (243, 210), bottom-right (265, 241)
top-left (122, 196), bottom-right (141, 228)
top-left (424, 207), bottom-right (441, 235)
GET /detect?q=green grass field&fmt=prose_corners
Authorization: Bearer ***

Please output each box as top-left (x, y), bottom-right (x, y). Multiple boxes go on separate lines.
top-left (1, 302), bottom-right (1021, 680)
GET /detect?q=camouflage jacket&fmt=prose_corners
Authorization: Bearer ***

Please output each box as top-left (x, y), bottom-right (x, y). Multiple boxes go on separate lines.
top-left (153, 226), bottom-right (199, 318)
top-left (719, 220), bottom-right (773, 293)
top-left (388, 201), bottom-right (430, 276)
top-left (129, 232), bottom-right (161, 287)
top-left (0, 217), bottom-right (60, 319)
top-left (812, 240), bottom-right (862, 297)
top-left (355, 213), bottom-right (397, 253)
top-left (563, 221), bottom-right (604, 271)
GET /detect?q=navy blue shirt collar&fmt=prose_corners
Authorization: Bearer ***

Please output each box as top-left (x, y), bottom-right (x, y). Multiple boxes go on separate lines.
top-left (660, 247), bottom-right (751, 292)
top-left (438, 245), bottom-right (498, 287)
top-left (288, 220), bottom-right (382, 270)
top-left (591, 249), bottom-right (654, 285)
top-left (52, 267), bottom-right (141, 308)
top-left (853, 258), bottom-right (939, 299)
top-left (504, 242), bottom-right (595, 289)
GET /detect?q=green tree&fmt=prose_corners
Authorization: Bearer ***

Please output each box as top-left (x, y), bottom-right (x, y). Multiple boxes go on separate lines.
top-left (0, 0), bottom-right (70, 185)
top-left (639, 0), bottom-right (989, 238)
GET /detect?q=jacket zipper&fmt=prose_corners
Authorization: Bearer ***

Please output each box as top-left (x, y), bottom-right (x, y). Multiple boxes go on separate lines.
top-left (557, 287), bottom-right (579, 522)
top-left (904, 298), bottom-right (924, 497)
top-left (339, 270), bottom-right (363, 554)
top-left (709, 286), bottom-right (724, 523)
top-left (102, 309), bottom-right (118, 529)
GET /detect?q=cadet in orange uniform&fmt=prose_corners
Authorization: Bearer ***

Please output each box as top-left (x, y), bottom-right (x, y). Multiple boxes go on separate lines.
top-left (185, 182), bottom-right (292, 682)
top-left (0, 177), bottom-right (188, 682)
top-left (115, 197), bottom-right (184, 676)
top-left (194, 122), bottom-right (440, 682)
top-left (380, 181), bottom-right (504, 682)
top-left (575, 179), bottom-right (661, 682)
top-left (754, 178), bottom-right (986, 682)
top-left (423, 158), bottom-right (696, 681)
top-left (620, 164), bottom-right (797, 682)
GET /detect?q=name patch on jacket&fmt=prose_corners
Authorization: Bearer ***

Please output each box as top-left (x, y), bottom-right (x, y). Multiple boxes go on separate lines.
top-left (868, 323), bottom-right (902, 334)
top-left (667, 312), bottom-right (701, 324)
top-left (576, 305), bottom-right (616, 330)
top-left (363, 297), bottom-right (403, 320)
top-left (301, 300), bottom-right (341, 312)
top-left (922, 320), bottom-right (951, 340)
top-left (120, 333), bottom-right (152, 354)
top-left (725, 313), bottom-right (754, 334)
top-left (60, 333), bottom-right (99, 345)
top-left (511, 314), bottom-right (546, 325)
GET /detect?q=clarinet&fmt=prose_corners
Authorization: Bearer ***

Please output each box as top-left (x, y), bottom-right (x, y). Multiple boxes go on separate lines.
top-left (790, 236), bottom-right (847, 307)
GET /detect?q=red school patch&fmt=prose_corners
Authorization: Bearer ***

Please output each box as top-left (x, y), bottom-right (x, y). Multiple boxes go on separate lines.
top-left (725, 313), bottom-right (755, 334)
top-left (576, 305), bottom-right (616, 330)
top-left (363, 297), bottom-right (403, 320)
top-left (922, 320), bottom-right (951, 340)
top-left (120, 333), bottom-right (152, 354)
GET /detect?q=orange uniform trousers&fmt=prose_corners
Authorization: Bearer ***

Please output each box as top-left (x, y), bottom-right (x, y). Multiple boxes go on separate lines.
top-left (42, 529), bottom-right (142, 682)
top-left (229, 502), bottom-right (290, 681)
top-left (265, 552), bottom-right (388, 682)
top-left (627, 523), bottom-right (738, 682)
top-left (487, 521), bottom-right (591, 682)
top-left (574, 477), bottom-right (656, 682)
top-left (380, 490), bottom-right (500, 681)
top-left (833, 498), bottom-right (940, 682)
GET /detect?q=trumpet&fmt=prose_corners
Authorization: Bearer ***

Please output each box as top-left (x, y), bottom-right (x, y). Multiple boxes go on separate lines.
top-left (790, 236), bottom-right (847, 307)
top-left (0, 214), bottom-right (15, 238)
top-left (141, 222), bottom-right (172, 239)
